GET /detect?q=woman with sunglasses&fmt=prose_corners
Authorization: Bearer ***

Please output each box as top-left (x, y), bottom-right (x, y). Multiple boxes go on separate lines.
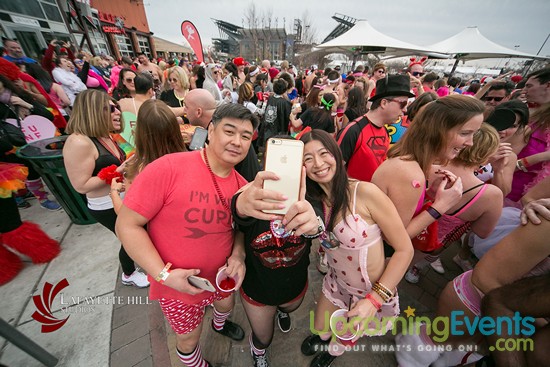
top-left (203, 63), bottom-right (222, 101)
top-left (366, 63), bottom-right (387, 100)
top-left (299, 130), bottom-right (413, 367)
top-left (112, 68), bottom-right (137, 101)
top-left (160, 66), bottom-right (190, 124)
top-left (63, 90), bottom-right (148, 288)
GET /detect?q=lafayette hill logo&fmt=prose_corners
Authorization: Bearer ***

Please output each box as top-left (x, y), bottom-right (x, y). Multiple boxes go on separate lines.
top-left (32, 278), bottom-right (70, 333)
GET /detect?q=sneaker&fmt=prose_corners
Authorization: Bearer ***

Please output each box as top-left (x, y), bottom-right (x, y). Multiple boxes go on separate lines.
top-left (211, 320), bottom-right (245, 341)
top-left (15, 196), bottom-right (31, 209)
top-left (453, 254), bottom-right (474, 272)
top-left (405, 266), bottom-right (420, 284)
top-left (317, 251), bottom-right (328, 274)
top-left (276, 309), bottom-right (291, 333)
top-left (121, 270), bottom-right (150, 288)
top-left (39, 199), bottom-right (61, 211)
top-left (429, 258), bottom-right (445, 274)
top-left (252, 352), bottom-right (269, 367)
top-left (310, 351), bottom-right (337, 367)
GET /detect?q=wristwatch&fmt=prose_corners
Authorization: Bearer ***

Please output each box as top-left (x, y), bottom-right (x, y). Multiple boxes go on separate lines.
top-left (302, 216), bottom-right (325, 239)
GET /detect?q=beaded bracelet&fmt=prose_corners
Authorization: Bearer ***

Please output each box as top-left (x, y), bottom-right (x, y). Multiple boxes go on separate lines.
top-left (365, 293), bottom-right (382, 311)
top-left (371, 283), bottom-right (391, 303)
top-left (374, 281), bottom-right (394, 298)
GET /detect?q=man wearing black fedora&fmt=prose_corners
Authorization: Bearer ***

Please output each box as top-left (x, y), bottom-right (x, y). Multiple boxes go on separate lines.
top-left (336, 74), bottom-right (414, 182)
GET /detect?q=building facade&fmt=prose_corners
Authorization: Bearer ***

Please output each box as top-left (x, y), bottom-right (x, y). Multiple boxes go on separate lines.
top-left (0, 0), bottom-right (156, 61)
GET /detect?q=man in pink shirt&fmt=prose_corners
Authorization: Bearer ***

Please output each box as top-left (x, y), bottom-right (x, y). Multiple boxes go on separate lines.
top-left (116, 104), bottom-right (259, 367)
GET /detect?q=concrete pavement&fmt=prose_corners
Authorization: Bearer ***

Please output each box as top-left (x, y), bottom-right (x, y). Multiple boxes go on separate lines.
top-left (0, 201), bottom-right (464, 367)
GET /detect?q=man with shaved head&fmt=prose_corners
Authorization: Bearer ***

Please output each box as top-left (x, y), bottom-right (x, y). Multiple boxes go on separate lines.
top-left (185, 89), bottom-right (218, 129)
top-left (185, 89), bottom-right (259, 181)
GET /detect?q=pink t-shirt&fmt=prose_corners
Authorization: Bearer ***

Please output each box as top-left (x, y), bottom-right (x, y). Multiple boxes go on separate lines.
top-left (124, 151), bottom-right (246, 303)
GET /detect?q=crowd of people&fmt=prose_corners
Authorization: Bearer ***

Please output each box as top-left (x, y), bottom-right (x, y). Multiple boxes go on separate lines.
top-left (1, 37), bottom-right (549, 367)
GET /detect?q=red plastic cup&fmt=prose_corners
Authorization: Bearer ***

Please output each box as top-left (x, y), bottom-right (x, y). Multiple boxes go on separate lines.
top-left (330, 309), bottom-right (360, 345)
top-left (215, 266), bottom-right (239, 292)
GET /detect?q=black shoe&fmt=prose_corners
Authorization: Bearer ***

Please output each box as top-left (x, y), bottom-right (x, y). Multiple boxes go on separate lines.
top-left (212, 320), bottom-right (245, 341)
top-left (301, 334), bottom-right (330, 356)
top-left (310, 352), bottom-right (337, 367)
top-left (276, 309), bottom-right (291, 333)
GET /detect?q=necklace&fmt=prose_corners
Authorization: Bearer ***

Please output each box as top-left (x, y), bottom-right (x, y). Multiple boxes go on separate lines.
top-left (174, 89), bottom-right (187, 107)
top-left (202, 149), bottom-right (238, 212)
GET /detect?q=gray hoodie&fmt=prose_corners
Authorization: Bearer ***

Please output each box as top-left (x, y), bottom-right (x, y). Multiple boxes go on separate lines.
top-left (203, 63), bottom-right (222, 101)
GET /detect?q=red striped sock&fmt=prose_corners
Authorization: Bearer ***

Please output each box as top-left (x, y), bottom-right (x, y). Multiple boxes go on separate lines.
top-left (212, 306), bottom-right (231, 331)
top-left (249, 333), bottom-right (266, 356)
top-left (176, 345), bottom-right (208, 367)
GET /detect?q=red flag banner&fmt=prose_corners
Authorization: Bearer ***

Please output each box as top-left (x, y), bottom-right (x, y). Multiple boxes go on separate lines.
top-left (181, 21), bottom-right (204, 63)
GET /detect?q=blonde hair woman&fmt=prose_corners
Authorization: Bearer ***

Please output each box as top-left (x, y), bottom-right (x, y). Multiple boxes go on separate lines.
top-left (160, 66), bottom-right (190, 123)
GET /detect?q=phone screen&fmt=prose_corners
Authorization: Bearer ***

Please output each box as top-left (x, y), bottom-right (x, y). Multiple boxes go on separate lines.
top-left (262, 138), bottom-right (304, 214)
top-left (189, 127), bottom-right (208, 150)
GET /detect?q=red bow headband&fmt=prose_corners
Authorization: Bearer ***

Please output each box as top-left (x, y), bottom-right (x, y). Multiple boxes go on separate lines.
top-left (409, 56), bottom-right (427, 68)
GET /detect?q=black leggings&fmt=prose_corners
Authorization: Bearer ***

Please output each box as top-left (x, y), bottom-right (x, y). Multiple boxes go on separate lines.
top-left (0, 195), bottom-right (22, 233)
top-left (88, 207), bottom-right (135, 276)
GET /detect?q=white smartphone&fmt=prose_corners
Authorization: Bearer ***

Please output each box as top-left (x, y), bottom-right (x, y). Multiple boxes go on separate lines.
top-left (188, 275), bottom-right (216, 292)
top-left (189, 127), bottom-right (208, 150)
top-left (262, 138), bottom-right (304, 215)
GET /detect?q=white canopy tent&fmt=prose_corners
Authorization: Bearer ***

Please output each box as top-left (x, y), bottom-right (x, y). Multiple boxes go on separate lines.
top-left (316, 20), bottom-right (441, 60)
top-left (427, 26), bottom-right (548, 74)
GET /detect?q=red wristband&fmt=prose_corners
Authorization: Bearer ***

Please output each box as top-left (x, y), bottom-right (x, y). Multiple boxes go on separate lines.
top-left (521, 158), bottom-right (530, 168)
top-left (365, 293), bottom-right (382, 311)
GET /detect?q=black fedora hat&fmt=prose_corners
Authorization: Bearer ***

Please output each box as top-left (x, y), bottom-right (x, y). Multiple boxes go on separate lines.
top-left (369, 74), bottom-right (415, 102)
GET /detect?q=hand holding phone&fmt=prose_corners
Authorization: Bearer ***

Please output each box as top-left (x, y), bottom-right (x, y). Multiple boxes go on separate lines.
top-left (189, 127), bottom-right (208, 150)
top-left (160, 268), bottom-right (206, 295)
top-left (262, 138), bottom-right (304, 214)
top-left (188, 275), bottom-right (216, 292)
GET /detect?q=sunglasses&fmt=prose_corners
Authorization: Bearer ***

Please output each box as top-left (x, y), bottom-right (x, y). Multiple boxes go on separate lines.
top-left (109, 104), bottom-right (120, 113)
top-left (386, 98), bottom-right (408, 109)
top-left (411, 71), bottom-right (425, 77)
top-left (124, 78), bottom-right (134, 83)
top-left (377, 69), bottom-right (386, 74)
top-left (168, 78), bottom-right (178, 82)
top-left (482, 96), bottom-right (505, 102)
top-left (213, 71), bottom-right (219, 75)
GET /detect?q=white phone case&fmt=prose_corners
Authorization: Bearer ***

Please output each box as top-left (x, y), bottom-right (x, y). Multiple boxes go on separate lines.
top-left (263, 138), bottom-right (304, 215)
top-left (188, 275), bottom-right (216, 292)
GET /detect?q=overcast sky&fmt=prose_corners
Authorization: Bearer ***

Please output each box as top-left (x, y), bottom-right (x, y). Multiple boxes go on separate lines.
top-left (144, 0), bottom-right (549, 66)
